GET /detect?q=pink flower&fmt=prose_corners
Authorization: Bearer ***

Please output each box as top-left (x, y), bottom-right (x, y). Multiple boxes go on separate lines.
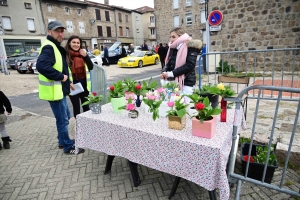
top-left (126, 103), bottom-right (136, 110)
top-left (148, 95), bottom-right (156, 100)
top-left (167, 101), bottom-right (174, 107)
top-left (157, 87), bottom-right (164, 93)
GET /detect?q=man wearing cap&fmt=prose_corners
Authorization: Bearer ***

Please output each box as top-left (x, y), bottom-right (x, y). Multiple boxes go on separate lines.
top-left (36, 21), bottom-right (85, 155)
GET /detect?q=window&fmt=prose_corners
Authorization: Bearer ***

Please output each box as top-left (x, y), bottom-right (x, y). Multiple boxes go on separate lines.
top-left (47, 4), bottom-right (52, 12)
top-left (136, 29), bottom-right (139, 33)
top-left (126, 27), bottom-right (129, 37)
top-left (173, 16), bottom-right (180, 27)
top-left (173, 0), bottom-right (179, 9)
top-left (125, 15), bottom-right (128, 23)
top-left (2, 16), bottom-right (12, 30)
top-left (200, 10), bottom-right (206, 23)
top-left (150, 16), bottom-right (155, 23)
top-left (150, 28), bottom-right (155, 35)
top-left (26, 18), bottom-right (35, 31)
top-left (79, 22), bottom-right (85, 34)
top-left (136, 16), bottom-right (139, 21)
top-left (0, 0), bottom-right (7, 6)
top-left (65, 7), bottom-right (70, 14)
top-left (97, 26), bottom-right (103, 36)
top-left (95, 9), bottom-right (101, 20)
top-left (105, 11), bottom-right (110, 21)
top-left (195, 15), bottom-right (197, 22)
top-left (186, 0), bottom-right (192, 6)
top-left (24, 3), bottom-right (32, 9)
top-left (106, 26), bottom-right (111, 37)
top-left (66, 21), bottom-right (73, 33)
top-left (119, 26), bottom-right (123, 36)
top-left (186, 13), bottom-right (192, 25)
top-left (77, 9), bottom-right (81, 16)
top-left (118, 13), bottom-right (122, 22)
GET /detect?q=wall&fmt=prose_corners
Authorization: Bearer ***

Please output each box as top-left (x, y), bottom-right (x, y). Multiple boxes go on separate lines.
top-left (131, 12), bottom-right (144, 46)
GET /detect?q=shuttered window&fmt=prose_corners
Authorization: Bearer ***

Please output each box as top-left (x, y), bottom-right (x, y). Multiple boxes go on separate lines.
top-left (27, 18), bottom-right (35, 31)
top-left (105, 11), bottom-right (110, 21)
top-left (2, 16), bottom-right (12, 30)
top-left (95, 9), bottom-right (101, 20)
top-left (97, 26), bottom-right (103, 36)
top-left (106, 26), bottom-right (111, 37)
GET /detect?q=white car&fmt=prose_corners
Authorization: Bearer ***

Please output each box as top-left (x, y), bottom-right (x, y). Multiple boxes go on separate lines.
top-left (88, 52), bottom-right (102, 66)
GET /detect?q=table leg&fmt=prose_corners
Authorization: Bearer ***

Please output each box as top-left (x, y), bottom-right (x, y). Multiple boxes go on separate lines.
top-left (208, 189), bottom-right (217, 200)
top-left (128, 160), bottom-right (141, 187)
top-left (104, 155), bottom-right (115, 174)
top-left (168, 176), bottom-right (181, 199)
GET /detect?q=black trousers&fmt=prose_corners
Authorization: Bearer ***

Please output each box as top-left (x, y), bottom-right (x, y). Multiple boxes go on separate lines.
top-left (69, 87), bottom-right (90, 118)
top-left (160, 57), bottom-right (165, 69)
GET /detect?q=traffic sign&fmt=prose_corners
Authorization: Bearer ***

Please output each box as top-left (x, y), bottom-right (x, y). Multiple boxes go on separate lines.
top-left (208, 10), bottom-right (223, 26)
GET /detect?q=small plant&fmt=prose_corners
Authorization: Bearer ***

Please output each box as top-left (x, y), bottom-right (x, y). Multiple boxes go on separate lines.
top-left (142, 77), bottom-right (157, 92)
top-left (216, 59), bottom-right (237, 75)
top-left (243, 145), bottom-right (277, 166)
top-left (191, 97), bottom-right (222, 123)
top-left (109, 80), bottom-right (126, 98)
top-left (143, 91), bottom-right (163, 121)
top-left (166, 97), bottom-right (189, 118)
top-left (118, 97), bottom-right (136, 111)
top-left (164, 82), bottom-right (178, 91)
top-left (123, 77), bottom-right (136, 92)
top-left (238, 137), bottom-right (251, 146)
top-left (82, 92), bottom-right (104, 106)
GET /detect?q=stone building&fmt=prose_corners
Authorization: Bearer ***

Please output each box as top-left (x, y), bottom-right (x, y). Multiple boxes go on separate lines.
top-left (135, 6), bottom-right (157, 47)
top-left (131, 10), bottom-right (144, 46)
top-left (154, 0), bottom-right (300, 51)
top-left (0, 0), bottom-right (45, 56)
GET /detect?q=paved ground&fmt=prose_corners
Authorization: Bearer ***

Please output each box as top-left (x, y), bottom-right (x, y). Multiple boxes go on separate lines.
top-left (0, 65), bottom-right (300, 200)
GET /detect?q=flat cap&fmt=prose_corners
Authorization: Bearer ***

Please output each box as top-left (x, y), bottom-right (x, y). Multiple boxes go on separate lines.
top-left (48, 21), bottom-right (66, 30)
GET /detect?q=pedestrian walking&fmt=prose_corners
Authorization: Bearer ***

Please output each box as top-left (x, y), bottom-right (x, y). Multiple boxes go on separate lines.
top-left (158, 43), bottom-right (167, 70)
top-left (103, 45), bottom-right (110, 66)
top-left (65, 35), bottom-right (93, 118)
top-left (0, 90), bottom-right (12, 150)
top-left (161, 27), bottom-right (202, 96)
top-left (36, 20), bottom-right (85, 155)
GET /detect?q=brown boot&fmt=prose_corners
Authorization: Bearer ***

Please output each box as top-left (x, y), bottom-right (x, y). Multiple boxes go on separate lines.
top-left (2, 137), bottom-right (12, 149)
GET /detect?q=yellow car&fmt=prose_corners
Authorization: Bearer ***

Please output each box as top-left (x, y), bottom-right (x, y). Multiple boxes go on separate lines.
top-left (117, 51), bottom-right (160, 68)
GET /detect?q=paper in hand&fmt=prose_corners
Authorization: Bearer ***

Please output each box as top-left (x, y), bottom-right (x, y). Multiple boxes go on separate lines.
top-left (70, 82), bottom-right (84, 95)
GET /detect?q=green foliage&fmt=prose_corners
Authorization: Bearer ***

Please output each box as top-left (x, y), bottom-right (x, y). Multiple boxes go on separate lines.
top-left (123, 77), bottom-right (136, 92)
top-left (216, 59), bottom-right (237, 75)
top-left (238, 137), bottom-right (251, 146)
top-left (82, 93), bottom-right (104, 106)
top-left (164, 82), bottom-right (178, 91)
top-left (142, 77), bottom-right (157, 91)
top-left (109, 80), bottom-right (126, 98)
top-left (253, 146), bottom-right (277, 166)
top-left (184, 93), bottom-right (204, 104)
top-left (118, 97), bottom-right (133, 110)
top-left (143, 98), bottom-right (163, 121)
top-left (166, 97), bottom-right (189, 118)
top-left (193, 84), bottom-right (219, 95)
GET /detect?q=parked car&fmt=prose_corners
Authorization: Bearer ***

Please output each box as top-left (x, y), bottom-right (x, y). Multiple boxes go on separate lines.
top-left (117, 51), bottom-right (160, 68)
top-left (6, 54), bottom-right (23, 69)
top-left (100, 41), bottom-right (122, 64)
top-left (15, 51), bottom-right (39, 74)
top-left (87, 52), bottom-right (102, 65)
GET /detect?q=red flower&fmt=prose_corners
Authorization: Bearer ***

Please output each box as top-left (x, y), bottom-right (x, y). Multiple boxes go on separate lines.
top-left (110, 86), bottom-right (114, 91)
top-left (243, 155), bottom-right (254, 162)
top-left (195, 103), bottom-right (205, 111)
top-left (92, 92), bottom-right (97, 96)
top-left (135, 85), bottom-right (141, 90)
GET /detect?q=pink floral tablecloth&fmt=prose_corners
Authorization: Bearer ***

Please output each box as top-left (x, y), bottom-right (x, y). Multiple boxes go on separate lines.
top-left (75, 104), bottom-right (246, 200)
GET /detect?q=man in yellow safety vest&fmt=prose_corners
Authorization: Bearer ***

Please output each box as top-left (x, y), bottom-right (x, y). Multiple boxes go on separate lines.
top-left (36, 21), bottom-right (85, 155)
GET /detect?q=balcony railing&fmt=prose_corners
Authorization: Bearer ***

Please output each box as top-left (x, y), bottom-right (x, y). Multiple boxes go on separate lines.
top-left (148, 35), bottom-right (156, 40)
top-left (147, 23), bottom-right (155, 28)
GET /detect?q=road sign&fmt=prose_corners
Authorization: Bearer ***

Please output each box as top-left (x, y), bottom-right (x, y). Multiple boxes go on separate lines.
top-left (210, 25), bottom-right (222, 32)
top-left (208, 10), bottom-right (223, 26)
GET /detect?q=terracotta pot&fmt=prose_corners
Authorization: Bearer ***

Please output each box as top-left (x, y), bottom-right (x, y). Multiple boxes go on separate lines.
top-left (168, 115), bottom-right (186, 130)
top-left (192, 116), bottom-right (217, 139)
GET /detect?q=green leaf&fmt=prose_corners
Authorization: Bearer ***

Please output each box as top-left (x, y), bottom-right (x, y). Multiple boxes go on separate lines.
top-left (203, 97), bottom-right (210, 107)
top-left (177, 109), bottom-right (186, 118)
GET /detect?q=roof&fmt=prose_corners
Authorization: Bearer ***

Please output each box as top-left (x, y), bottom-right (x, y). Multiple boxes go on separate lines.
top-left (134, 6), bottom-right (154, 13)
top-left (56, 0), bottom-right (88, 5)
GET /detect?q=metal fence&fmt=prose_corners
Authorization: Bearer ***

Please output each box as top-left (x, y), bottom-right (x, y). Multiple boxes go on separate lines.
top-left (90, 63), bottom-right (107, 104)
top-left (198, 48), bottom-right (300, 101)
top-left (227, 85), bottom-right (300, 199)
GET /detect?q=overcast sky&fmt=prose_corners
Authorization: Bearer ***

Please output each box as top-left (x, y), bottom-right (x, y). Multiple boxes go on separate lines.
top-left (88, 0), bottom-right (154, 9)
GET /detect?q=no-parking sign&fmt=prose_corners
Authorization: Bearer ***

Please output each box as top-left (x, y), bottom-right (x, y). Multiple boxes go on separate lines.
top-left (208, 10), bottom-right (223, 26)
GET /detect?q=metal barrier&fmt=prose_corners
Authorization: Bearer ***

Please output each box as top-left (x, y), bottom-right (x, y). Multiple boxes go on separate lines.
top-left (90, 63), bottom-right (107, 104)
top-left (198, 48), bottom-right (300, 101)
top-left (226, 85), bottom-right (300, 199)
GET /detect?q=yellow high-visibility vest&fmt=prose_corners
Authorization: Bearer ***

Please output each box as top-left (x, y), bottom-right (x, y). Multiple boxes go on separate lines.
top-left (38, 40), bottom-right (64, 101)
top-left (69, 64), bottom-right (91, 94)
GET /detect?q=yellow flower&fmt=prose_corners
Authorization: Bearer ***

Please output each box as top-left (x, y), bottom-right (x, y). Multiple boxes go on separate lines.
top-left (174, 88), bottom-right (179, 92)
top-left (217, 83), bottom-right (225, 90)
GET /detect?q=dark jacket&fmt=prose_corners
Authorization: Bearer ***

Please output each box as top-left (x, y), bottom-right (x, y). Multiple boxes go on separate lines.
top-left (36, 35), bottom-right (71, 96)
top-left (163, 39), bottom-right (202, 87)
top-left (0, 91), bottom-right (12, 114)
top-left (104, 47), bottom-right (109, 58)
top-left (158, 46), bottom-right (167, 60)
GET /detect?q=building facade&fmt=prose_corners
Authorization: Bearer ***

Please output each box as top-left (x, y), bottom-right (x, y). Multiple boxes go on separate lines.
top-left (0, 0), bottom-right (45, 57)
top-left (131, 11), bottom-right (144, 46)
top-left (155, 0), bottom-right (300, 51)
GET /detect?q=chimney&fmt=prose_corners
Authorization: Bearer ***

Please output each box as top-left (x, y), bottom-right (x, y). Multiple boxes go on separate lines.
top-left (104, 0), bottom-right (109, 4)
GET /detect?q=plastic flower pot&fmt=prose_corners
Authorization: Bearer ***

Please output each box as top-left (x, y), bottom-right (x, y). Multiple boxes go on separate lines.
top-left (192, 116), bottom-right (217, 139)
top-left (241, 143), bottom-right (278, 184)
top-left (111, 97), bottom-right (125, 114)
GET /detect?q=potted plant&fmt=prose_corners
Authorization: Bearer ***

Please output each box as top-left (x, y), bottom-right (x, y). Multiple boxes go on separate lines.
top-left (82, 92), bottom-right (104, 114)
top-left (123, 77), bottom-right (136, 100)
top-left (143, 91), bottom-right (163, 121)
top-left (109, 80), bottom-right (126, 114)
top-left (118, 97), bottom-right (139, 118)
top-left (166, 97), bottom-right (189, 130)
top-left (193, 84), bottom-right (219, 108)
top-left (141, 77), bottom-right (158, 93)
top-left (133, 83), bottom-right (143, 107)
top-left (190, 97), bottom-right (222, 138)
top-left (241, 143), bottom-right (278, 184)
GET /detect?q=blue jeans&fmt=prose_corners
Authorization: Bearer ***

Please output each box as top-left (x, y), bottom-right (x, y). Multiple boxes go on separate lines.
top-left (49, 96), bottom-right (73, 152)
